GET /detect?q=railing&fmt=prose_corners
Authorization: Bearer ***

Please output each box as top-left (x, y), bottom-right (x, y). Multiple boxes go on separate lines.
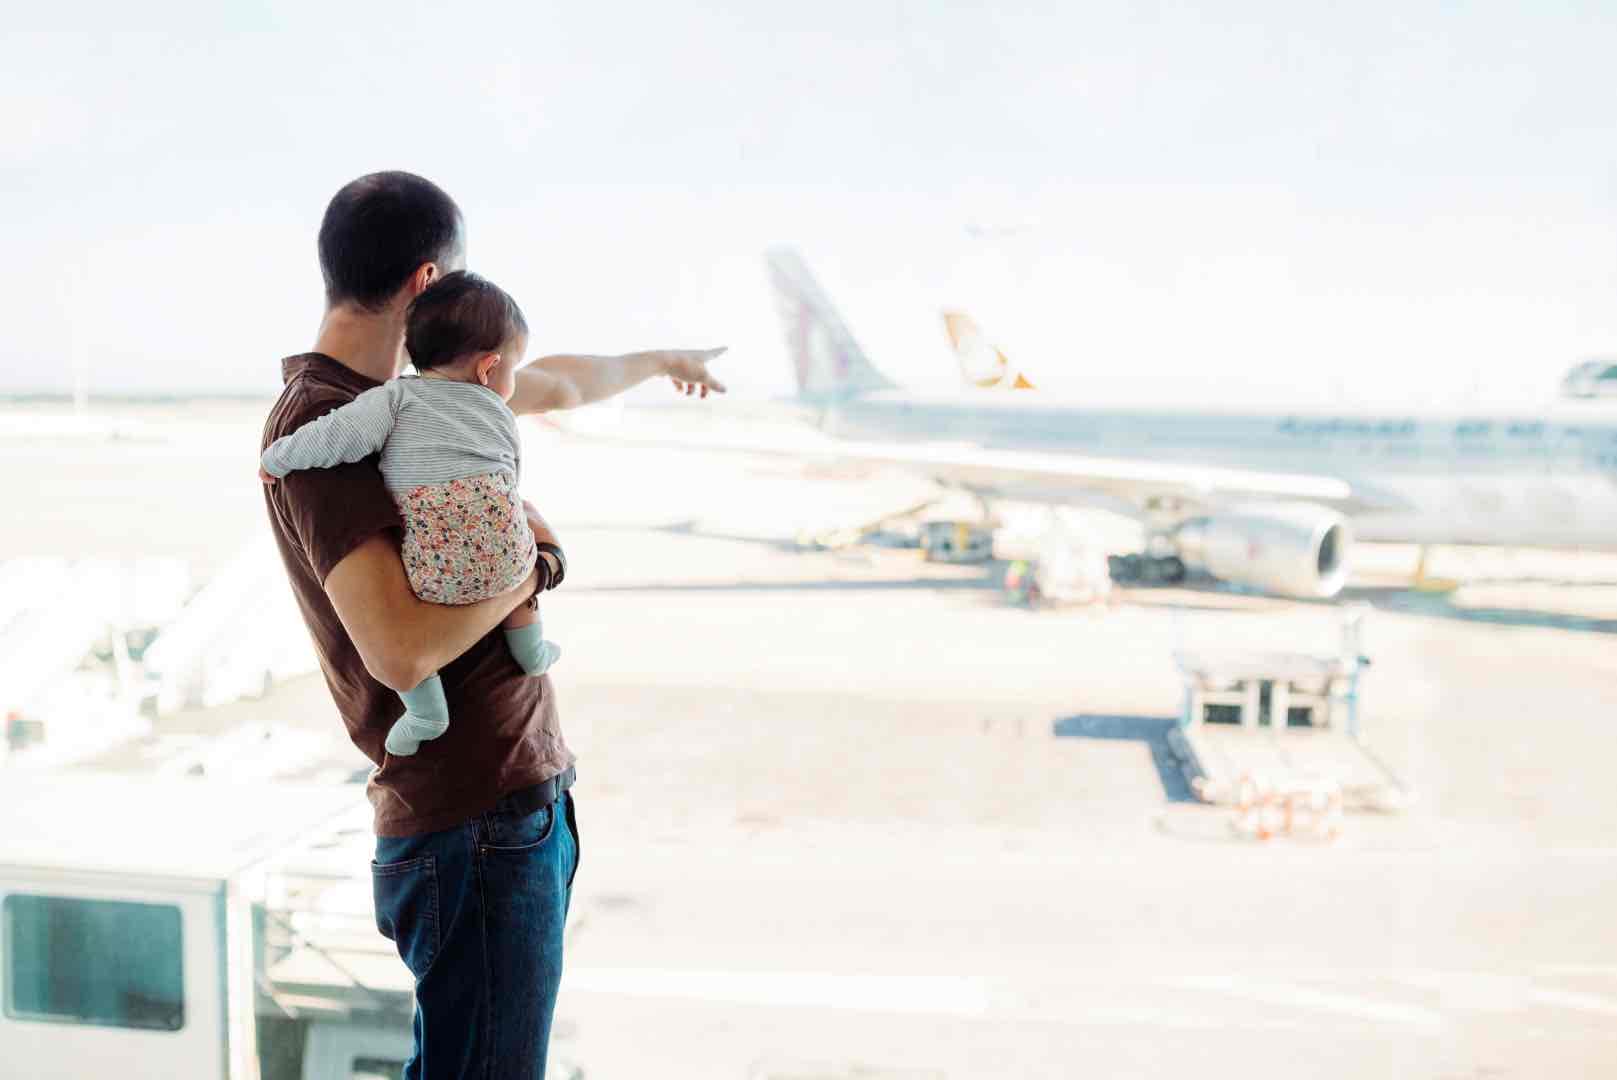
top-left (249, 811), bottom-right (412, 1022)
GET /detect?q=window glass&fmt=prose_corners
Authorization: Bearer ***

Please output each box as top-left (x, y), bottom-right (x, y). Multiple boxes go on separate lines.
top-left (3, 893), bottom-right (184, 1031)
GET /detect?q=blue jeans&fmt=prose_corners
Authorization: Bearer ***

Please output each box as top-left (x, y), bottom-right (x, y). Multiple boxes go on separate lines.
top-left (373, 789), bottom-right (580, 1079)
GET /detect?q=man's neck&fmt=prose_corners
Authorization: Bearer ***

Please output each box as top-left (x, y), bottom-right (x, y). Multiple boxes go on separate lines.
top-left (313, 304), bottom-right (407, 384)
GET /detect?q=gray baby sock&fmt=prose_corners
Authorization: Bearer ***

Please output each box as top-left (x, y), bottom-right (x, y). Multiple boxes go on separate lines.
top-left (386, 673), bottom-right (451, 756)
top-left (504, 623), bottom-right (561, 676)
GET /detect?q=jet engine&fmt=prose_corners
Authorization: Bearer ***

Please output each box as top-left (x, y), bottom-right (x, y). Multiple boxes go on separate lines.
top-left (1172, 502), bottom-right (1351, 599)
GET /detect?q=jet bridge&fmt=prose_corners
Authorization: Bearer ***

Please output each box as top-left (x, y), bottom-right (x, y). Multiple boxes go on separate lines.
top-left (0, 557), bottom-right (183, 763)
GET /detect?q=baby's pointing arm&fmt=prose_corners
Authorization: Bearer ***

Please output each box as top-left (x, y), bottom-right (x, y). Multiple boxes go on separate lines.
top-left (262, 382), bottom-right (401, 478)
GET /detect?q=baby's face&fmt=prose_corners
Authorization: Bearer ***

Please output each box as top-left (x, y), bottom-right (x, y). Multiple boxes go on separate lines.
top-left (488, 333), bottom-right (526, 401)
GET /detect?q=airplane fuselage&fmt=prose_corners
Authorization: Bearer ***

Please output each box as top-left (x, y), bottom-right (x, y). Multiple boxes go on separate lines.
top-left (823, 394), bottom-right (1617, 549)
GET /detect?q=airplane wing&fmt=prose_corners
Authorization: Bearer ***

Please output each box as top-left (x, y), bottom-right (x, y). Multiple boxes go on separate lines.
top-left (577, 420), bottom-right (1401, 518)
top-left (809, 438), bottom-right (1369, 511)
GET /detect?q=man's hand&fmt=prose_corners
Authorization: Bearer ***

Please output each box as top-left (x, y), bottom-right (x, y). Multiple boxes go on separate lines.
top-left (511, 347), bottom-right (728, 413)
top-left (664, 347), bottom-right (728, 398)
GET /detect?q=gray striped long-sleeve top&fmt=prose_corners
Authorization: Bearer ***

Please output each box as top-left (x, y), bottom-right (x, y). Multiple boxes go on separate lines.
top-left (261, 375), bottom-right (522, 494)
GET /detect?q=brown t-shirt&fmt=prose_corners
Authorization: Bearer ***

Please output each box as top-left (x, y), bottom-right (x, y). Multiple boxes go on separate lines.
top-left (261, 353), bottom-right (574, 837)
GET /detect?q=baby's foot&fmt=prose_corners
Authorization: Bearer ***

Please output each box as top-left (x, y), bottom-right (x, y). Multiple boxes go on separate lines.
top-left (385, 727), bottom-right (421, 757)
top-left (504, 624), bottom-right (561, 676)
top-left (528, 640), bottom-right (561, 676)
top-left (385, 712), bottom-right (449, 757)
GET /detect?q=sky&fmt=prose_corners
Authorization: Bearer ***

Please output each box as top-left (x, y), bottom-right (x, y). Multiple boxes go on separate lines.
top-left (3, 2), bottom-right (1616, 406)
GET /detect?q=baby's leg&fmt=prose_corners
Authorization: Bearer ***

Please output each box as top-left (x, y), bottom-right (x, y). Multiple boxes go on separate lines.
top-left (501, 604), bottom-right (538, 629)
top-left (501, 605), bottom-right (561, 676)
top-left (385, 674), bottom-right (451, 757)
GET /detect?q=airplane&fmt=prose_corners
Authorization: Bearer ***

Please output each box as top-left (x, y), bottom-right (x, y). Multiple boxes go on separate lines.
top-left (758, 248), bottom-right (1617, 599)
top-left (1562, 357), bottom-right (1617, 399)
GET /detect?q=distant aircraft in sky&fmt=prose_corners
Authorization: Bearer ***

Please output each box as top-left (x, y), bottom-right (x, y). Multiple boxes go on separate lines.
top-left (1561, 358), bottom-right (1617, 399)
top-left (758, 248), bottom-right (1617, 599)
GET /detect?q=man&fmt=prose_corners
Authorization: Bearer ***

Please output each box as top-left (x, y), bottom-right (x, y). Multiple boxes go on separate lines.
top-left (260, 171), bottom-right (725, 1077)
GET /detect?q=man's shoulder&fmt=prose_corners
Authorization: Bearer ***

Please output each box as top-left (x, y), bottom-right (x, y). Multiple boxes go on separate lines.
top-left (264, 360), bottom-right (364, 445)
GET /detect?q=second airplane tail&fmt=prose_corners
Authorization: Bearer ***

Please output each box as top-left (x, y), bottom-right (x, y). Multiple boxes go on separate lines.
top-left (942, 310), bottom-right (1035, 391)
top-left (764, 248), bottom-right (896, 401)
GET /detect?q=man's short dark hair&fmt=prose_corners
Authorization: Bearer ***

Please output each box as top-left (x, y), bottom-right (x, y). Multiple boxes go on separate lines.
top-left (318, 171), bottom-right (464, 310)
top-left (405, 271), bottom-right (529, 371)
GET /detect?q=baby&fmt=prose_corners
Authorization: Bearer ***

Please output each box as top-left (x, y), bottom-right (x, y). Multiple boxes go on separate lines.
top-left (261, 271), bottom-right (560, 756)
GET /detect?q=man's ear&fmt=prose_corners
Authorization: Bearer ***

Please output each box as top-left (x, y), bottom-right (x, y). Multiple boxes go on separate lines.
top-left (408, 262), bottom-right (439, 298)
top-left (476, 352), bottom-right (501, 386)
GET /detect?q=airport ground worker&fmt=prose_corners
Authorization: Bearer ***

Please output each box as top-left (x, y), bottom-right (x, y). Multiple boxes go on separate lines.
top-left (260, 171), bottom-right (725, 1078)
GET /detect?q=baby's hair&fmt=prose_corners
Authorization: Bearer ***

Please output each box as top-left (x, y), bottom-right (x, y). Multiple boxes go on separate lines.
top-left (405, 270), bottom-right (529, 371)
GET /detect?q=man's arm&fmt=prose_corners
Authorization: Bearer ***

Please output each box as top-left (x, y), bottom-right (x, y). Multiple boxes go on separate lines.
top-left (509, 348), bottom-right (727, 414)
top-left (324, 502), bottom-right (563, 691)
top-left (325, 537), bottom-right (541, 692)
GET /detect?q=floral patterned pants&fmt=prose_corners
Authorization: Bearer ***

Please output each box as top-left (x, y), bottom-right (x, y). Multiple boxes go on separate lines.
top-left (397, 471), bottom-right (538, 605)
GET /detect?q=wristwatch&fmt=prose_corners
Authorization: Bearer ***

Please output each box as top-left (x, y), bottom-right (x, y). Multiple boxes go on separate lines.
top-left (535, 542), bottom-right (566, 589)
top-left (528, 542), bottom-right (566, 609)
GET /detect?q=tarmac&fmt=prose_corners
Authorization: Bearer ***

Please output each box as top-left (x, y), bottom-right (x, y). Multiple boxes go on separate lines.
top-left (5, 400), bottom-right (1617, 1078)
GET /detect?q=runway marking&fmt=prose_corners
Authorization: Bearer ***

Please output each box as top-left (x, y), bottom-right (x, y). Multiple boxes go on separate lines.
top-left (582, 842), bottom-right (1617, 871)
top-left (1396, 969), bottom-right (1617, 1017)
top-left (1163, 975), bottom-right (1445, 1030)
top-left (563, 968), bottom-right (1429, 1032)
top-left (1530, 988), bottom-right (1617, 1017)
top-left (1536, 964), bottom-right (1617, 979)
top-left (563, 969), bottom-right (991, 1017)
top-left (1388, 971), bottom-right (1526, 1012)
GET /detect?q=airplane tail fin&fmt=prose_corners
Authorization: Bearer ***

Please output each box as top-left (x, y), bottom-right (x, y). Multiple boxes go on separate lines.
top-left (764, 248), bottom-right (896, 400)
top-left (942, 310), bottom-right (1035, 390)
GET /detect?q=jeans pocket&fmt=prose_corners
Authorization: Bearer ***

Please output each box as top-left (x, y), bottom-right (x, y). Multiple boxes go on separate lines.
top-left (371, 855), bottom-right (441, 979)
top-left (481, 802), bottom-right (557, 855)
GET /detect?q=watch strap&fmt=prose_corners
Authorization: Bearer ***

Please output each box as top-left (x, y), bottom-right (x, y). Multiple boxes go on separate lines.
top-left (535, 542), bottom-right (566, 590)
